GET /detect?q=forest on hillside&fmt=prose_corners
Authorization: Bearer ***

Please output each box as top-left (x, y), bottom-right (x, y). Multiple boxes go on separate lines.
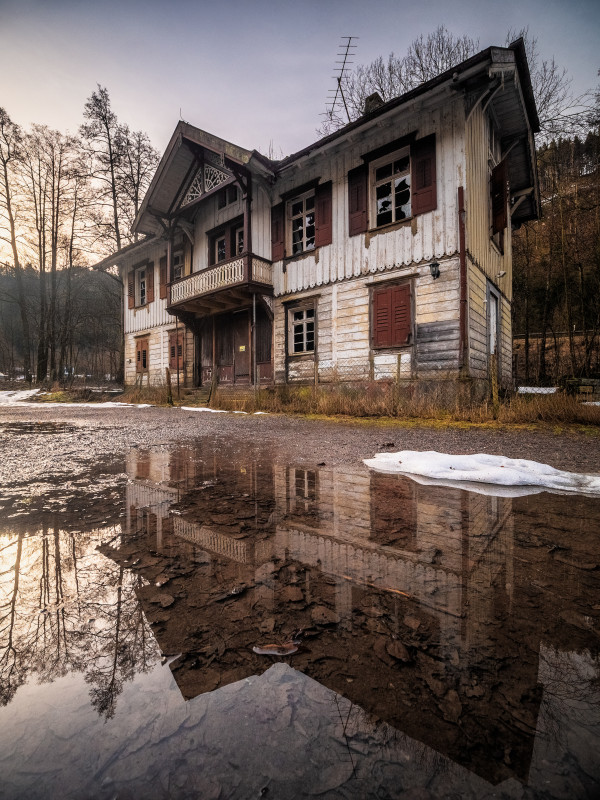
top-left (1, 29), bottom-right (598, 386)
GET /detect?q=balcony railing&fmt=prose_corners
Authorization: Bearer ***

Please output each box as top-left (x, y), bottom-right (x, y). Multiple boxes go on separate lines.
top-left (168, 254), bottom-right (272, 307)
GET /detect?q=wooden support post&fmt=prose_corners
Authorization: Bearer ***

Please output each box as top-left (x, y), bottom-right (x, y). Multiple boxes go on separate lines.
top-left (165, 367), bottom-right (173, 406)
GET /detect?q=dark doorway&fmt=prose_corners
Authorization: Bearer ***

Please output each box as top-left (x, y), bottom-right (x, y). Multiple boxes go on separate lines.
top-left (233, 312), bottom-right (250, 383)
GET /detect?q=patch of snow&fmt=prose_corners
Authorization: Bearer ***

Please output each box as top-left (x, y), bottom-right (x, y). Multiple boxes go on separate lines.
top-left (254, 411), bottom-right (269, 415)
top-left (517, 386), bottom-right (557, 394)
top-left (584, 401), bottom-right (600, 406)
top-left (364, 450), bottom-right (600, 497)
top-left (180, 406), bottom-right (228, 413)
top-left (0, 389), bottom-right (41, 404)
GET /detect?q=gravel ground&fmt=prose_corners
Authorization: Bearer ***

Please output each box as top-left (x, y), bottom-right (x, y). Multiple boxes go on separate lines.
top-left (1, 403), bottom-right (599, 488)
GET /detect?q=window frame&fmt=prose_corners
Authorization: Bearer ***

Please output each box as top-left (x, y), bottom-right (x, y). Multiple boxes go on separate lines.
top-left (370, 280), bottom-right (413, 350)
top-left (208, 216), bottom-right (245, 266)
top-left (369, 146), bottom-right (412, 230)
top-left (136, 336), bottom-right (149, 373)
top-left (172, 250), bottom-right (184, 282)
top-left (287, 189), bottom-right (316, 257)
top-left (287, 301), bottom-right (316, 357)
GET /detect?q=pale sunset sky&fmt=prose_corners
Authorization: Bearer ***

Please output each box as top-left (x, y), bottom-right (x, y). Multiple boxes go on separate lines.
top-left (1, 0), bottom-right (598, 156)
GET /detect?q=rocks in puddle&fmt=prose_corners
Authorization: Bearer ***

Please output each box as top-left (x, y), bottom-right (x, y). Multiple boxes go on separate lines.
top-left (386, 640), bottom-right (412, 662)
top-left (148, 592), bottom-right (175, 608)
top-left (311, 606), bottom-right (340, 626)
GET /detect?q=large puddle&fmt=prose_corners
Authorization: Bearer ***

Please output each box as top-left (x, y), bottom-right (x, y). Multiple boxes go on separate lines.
top-left (1, 439), bottom-right (599, 798)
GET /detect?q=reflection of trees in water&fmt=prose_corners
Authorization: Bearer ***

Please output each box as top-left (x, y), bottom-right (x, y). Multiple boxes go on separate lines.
top-left (538, 645), bottom-right (600, 746)
top-left (0, 527), bottom-right (158, 718)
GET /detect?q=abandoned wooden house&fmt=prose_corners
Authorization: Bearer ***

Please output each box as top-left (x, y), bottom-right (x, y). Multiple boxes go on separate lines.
top-left (98, 39), bottom-right (539, 395)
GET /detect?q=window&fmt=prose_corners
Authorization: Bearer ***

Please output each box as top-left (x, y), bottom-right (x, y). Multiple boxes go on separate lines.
top-left (348, 134), bottom-right (436, 236)
top-left (372, 283), bottom-right (411, 349)
top-left (168, 330), bottom-right (184, 371)
top-left (289, 304), bottom-right (315, 354)
top-left (217, 184), bottom-right (239, 209)
top-left (371, 148), bottom-right (411, 227)
top-left (172, 251), bottom-right (184, 281)
top-left (271, 182), bottom-right (332, 261)
top-left (208, 217), bottom-right (244, 265)
top-left (136, 337), bottom-right (149, 372)
top-left (287, 467), bottom-right (318, 518)
top-left (289, 191), bottom-right (315, 255)
top-left (128, 262), bottom-right (154, 308)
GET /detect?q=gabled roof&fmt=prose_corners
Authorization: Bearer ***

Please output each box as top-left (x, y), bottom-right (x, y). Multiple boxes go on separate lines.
top-left (132, 39), bottom-right (540, 239)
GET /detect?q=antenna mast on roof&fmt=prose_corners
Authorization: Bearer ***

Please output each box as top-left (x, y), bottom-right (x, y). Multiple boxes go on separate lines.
top-left (324, 36), bottom-right (358, 126)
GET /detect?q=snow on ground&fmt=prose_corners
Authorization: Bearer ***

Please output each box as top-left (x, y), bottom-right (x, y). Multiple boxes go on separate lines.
top-left (517, 386), bottom-right (558, 394)
top-left (180, 406), bottom-right (228, 413)
top-left (0, 389), bottom-right (41, 404)
top-left (0, 390), bottom-right (152, 409)
top-left (364, 450), bottom-right (600, 497)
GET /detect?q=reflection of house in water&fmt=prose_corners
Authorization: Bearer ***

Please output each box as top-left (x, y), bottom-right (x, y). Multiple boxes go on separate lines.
top-left (122, 445), bottom-right (599, 787)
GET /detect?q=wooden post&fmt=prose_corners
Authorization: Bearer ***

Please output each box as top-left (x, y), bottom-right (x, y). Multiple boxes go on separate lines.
top-left (165, 367), bottom-right (173, 406)
top-left (490, 353), bottom-right (499, 419)
top-left (175, 316), bottom-right (180, 400)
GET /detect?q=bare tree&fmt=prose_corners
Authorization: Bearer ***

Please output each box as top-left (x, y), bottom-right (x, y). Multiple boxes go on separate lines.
top-left (319, 27), bottom-right (479, 135)
top-left (0, 109), bottom-right (32, 381)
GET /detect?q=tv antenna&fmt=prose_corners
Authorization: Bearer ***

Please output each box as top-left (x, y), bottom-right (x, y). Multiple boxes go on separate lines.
top-left (324, 36), bottom-right (358, 125)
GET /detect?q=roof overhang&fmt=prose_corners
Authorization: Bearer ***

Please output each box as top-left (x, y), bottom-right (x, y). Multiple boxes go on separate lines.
top-left (133, 123), bottom-right (277, 238)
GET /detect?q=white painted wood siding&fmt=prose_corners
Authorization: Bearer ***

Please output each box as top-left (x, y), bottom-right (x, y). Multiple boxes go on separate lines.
top-left (272, 95), bottom-right (465, 297)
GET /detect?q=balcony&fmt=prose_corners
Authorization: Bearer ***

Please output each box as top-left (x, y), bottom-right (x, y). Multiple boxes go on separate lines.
top-left (168, 254), bottom-right (273, 311)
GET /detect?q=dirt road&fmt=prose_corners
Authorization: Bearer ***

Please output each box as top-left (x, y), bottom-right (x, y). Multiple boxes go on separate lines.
top-left (1, 403), bottom-right (599, 489)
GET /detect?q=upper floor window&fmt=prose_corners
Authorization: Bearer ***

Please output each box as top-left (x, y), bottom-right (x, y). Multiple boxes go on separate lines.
top-left (288, 191), bottom-right (315, 255)
top-left (348, 134), bottom-right (436, 237)
top-left (217, 184), bottom-right (239, 209)
top-left (172, 251), bottom-right (184, 281)
top-left (371, 148), bottom-right (411, 227)
top-left (128, 262), bottom-right (154, 308)
top-left (208, 217), bottom-right (244, 266)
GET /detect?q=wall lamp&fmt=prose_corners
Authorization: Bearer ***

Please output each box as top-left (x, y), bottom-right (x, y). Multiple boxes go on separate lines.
top-left (429, 261), bottom-right (440, 280)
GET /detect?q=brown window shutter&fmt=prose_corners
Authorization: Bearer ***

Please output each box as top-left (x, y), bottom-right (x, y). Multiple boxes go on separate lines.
top-left (491, 159), bottom-right (508, 234)
top-left (348, 165), bottom-right (368, 236)
top-left (128, 271), bottom-right (135, 309)
top-left (315, 181), bottom-right (332, 248)
top-left (411, 134), bottom-right (437, 216)
top-left (136, 339), bottom-right (142, 371)
top-left (146, 262), bottom-right (154, 303)
top-left (391, 284), bottom-right (411, 345)
top-left (373, 287), bottom-right (393, 348)
top-left (168, 330), bottom-right (176, 370)
top-left (271, 203), bottom-right (285, 261)
top-left (159, 256), bottom-right (167, 299)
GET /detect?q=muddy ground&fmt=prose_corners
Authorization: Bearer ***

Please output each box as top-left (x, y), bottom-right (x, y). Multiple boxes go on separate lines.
top-left (1, 404), bottom-right (599, 489)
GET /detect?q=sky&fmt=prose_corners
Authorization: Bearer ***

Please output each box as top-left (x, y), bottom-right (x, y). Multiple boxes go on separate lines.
top-left (1, 0), bottom-right (599, 158)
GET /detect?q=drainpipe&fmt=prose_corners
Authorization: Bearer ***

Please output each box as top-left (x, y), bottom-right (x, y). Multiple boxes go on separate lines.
top-left (458, 186), bottom-right (468, 375)
top-left (252, 292), bottom-right (257, 391)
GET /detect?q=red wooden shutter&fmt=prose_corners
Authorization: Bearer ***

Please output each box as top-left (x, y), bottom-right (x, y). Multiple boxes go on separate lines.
top-left (315, 181), bottom-right (332, 247)
top-left (348, 165), bottom-right (368, 236)
top-left (128, 271), bottom-right (135, 309)
top-left (168, 331), bottom-right (183, 370)
top-left (159, 256), bottom-right (167, 299)
top-left (136, 339), bottom-right (142, 371)
top-left (373, 287), bottom-right (393, 348)
top-left (411, 134), bottom-right (437, 216)
top-left (391, 284), bottom-right (411, 345)
top-left (146, 262), bottom-right (154, 303)
top-left (271, 203), bottom-right (285, 261)
top-left (491, 159), bottom-right (508, 233)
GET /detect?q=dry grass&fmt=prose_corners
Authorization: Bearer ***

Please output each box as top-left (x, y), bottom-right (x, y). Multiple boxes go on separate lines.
top-left (211, 382), bottom-right (600, 427)
top-left (35, 380), bottom-right (599, 428)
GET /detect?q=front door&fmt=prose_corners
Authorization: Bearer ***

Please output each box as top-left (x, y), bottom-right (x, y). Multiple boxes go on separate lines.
top-left (233, 312), bottom-right (250, 383)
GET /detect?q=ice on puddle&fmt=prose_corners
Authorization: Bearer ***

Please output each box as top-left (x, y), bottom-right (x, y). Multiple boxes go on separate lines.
top-left (364, 450), bottom-right (600, 497)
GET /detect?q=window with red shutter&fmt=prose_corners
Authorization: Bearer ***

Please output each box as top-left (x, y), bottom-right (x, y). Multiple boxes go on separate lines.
top-left (314, 182), bottom-right (332, 248)
top-left (411, 134), bottom-right (437, 216)
top-left (127, 271), bottom-right (135, 309)
top-left (146, 262), bottom-right (154, 303)
top-left (372, 283), bottom-right (411, 349)
top-left (491, 159), bottom-right (508, 234)
top-left (348, 164), bottom-right (368, 236)
top-left (271, 203), bottom-right (285, 261)
top-left (136, 337), bottom-right (149, 372)
top-left (168, 330), bottom-right (184, 371)
top-left (159, 256), bottom-right (167, 299)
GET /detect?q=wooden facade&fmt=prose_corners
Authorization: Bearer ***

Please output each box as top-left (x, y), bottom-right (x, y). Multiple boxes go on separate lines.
top-left (99, 41), bottom-right (539, 395)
